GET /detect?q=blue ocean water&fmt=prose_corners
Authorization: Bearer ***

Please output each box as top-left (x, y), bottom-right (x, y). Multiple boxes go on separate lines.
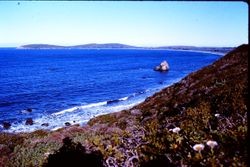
top-left (0, 48), bottom-right (220, 132)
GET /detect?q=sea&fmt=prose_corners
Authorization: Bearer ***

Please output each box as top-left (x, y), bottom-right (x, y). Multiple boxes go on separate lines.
top-left (0, 48), bottom-right (221, 133)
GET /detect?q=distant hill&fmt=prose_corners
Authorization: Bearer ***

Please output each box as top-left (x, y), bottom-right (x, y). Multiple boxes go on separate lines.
top-left (19, 44), bottom-right (66, 49)
top-left (19, 43), bottom-right (138, 49)
top-left (72, 43), bottom-right (138, 49)
top-left (18, 43), bottom-right (234, 54)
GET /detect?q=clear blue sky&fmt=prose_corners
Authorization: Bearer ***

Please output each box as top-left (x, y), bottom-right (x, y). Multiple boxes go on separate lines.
top-left (0, 1), bottom-right (248, 47)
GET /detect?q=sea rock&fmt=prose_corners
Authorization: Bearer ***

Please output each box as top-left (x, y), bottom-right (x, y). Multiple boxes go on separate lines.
top-left (154, 61), bottom-right (170, 71)
top-left (25, 118), bottom-right (34, 125)
top-left (41, 123), bottom-right (49, 127)
top-left (26, 108), bottom-right (32, 112)
top-left (65, 122), bottom-right (71, 126)
top-left (2, 122), bottom-right (11, 129)
top-left (21, 108), bottom-right (33, 114)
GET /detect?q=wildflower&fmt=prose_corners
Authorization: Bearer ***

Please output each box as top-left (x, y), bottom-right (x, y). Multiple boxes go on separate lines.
top-left (172, 127), bottom-right (181, 133)
top-left (215, 113), bottom-right (220, 117)
top-left (192, 144), bottom-right (205, 152)
top-left (193, 144), bottom-right (205, 159)
top-left (44, 152), bottom-right (51, 158)
top-left (206, 140), bottom-right (218, 149)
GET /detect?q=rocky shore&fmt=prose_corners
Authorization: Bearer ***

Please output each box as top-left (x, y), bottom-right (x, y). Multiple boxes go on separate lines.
top-left (0, 44), bottom-right (248, 167)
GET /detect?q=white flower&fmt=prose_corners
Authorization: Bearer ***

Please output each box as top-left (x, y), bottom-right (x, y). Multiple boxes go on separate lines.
top-left (206, 140), bottom-right (218, 149)
top-left (172, 127), bottom-right (181, 133)
top-left (192, 144), bottom-right (205, 152)
top-left (44, 152), bottom-right (51, 157)
top-left (215, 113), bottom-right (220, 117)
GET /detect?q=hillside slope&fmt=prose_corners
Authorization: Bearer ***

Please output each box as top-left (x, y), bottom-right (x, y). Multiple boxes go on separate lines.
top-left (0, 44), bottom-right (248, 167)
top-left (88, 44), bottom-right (248, 166)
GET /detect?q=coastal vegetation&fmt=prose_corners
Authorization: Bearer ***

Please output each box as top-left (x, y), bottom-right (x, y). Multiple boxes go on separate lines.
top-left (0, 44), bottom-right (248, 167)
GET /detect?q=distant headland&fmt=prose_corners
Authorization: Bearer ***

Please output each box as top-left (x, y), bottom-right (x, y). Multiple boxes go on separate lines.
top-left (17, 43), bottom-right (234, 54)
top-left (18, 43), bottom-right (138, 49)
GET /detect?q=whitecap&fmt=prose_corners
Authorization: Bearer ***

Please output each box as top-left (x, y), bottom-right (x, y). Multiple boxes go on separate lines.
top-left (119, 96), bottom-right (129, 101)
top-left (52, 101), bottom-right (107, 116)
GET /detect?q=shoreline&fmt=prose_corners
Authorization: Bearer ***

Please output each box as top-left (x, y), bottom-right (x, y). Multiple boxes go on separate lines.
top-left (161, 48), bottom-right (226, 56)
top-left (13, 47), bottom-right (229, 56)
top-left (0, 78), bottom-right (182, 134)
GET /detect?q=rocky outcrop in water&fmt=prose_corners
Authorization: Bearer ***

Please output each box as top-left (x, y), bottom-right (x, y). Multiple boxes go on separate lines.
top-left (65, 122), bottom-right (71, 126)
top-left (2, 122), bottom-right (11, 129)
top-left (154, 60), bottom-right (169, 71)
top-left (25, 118), bottom-right (33, 125)
top-left (26, 108), bottom-right (32, 112)
top-left (41, 123), bottom-right (49, 127)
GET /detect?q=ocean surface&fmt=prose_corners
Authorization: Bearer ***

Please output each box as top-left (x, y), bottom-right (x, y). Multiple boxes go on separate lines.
top-left (0, 48), bottom-right (221, 132)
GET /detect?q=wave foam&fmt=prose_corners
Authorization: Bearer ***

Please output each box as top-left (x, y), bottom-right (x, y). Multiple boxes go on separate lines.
top-left (1, 88), bottom-right (159, 133)
top-left (119, 96), bottom-right (129, 101)
top-left (52, 101), bottom-right (107, 116)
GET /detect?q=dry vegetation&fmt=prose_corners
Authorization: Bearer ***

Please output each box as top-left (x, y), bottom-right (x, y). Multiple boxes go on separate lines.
top-left (0, 44), bottom-right (248, 167)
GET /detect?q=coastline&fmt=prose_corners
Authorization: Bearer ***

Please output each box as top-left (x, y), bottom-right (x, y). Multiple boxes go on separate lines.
top-left (14, 45), bottom-right (231, 56)
top-left (160, 48), bottom-right (226, 56)
top-left (0, 44), bottom-right (247, 166)
top-left (17, 47), bottom-right (227, 55)
top-left (0, 77), bottom-right (183, 133)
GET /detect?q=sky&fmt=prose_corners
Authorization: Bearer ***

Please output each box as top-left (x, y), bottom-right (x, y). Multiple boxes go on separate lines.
top-left (0, 1), bottom-right (248, 47)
